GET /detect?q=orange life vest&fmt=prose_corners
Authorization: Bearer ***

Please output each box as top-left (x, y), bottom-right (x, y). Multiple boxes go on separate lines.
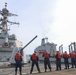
top-left (64, 53), bottom-right (69, 58)
top-left (57, 52), bottom-right (61, 58)
top-left (70, 53), bottom-right (76, 58)
top-left (31, 53), bottom-right (38, 60)
top-left (15, 53), bottom-right (21, 60)
top-left (44, 52), bottom-right (49, 58)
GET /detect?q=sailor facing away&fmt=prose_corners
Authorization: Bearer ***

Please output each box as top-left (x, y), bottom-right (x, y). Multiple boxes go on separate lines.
top-left (15, 50), bottom-right (22, 75)
top-left (30, 50), bottom-right (41, 74)
top-left (70, 51), bottom-right (76, 68)
top-left (63, 51), bottom-right (69, 69)
top-left (43, 50), bottom-right (51, 72)
top-left (55, 51), bottom-right (62, 71)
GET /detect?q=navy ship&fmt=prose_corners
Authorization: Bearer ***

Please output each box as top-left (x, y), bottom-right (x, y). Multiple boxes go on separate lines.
top-left (0, 3), bottom-right (27, 64)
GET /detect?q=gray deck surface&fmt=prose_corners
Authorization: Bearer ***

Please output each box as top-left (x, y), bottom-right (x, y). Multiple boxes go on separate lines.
top-left (0, 63), bottom-right (76, 75)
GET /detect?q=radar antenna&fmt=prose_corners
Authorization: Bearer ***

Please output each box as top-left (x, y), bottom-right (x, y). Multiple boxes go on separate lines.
top-left (0, 3), bottom-right (20, 32)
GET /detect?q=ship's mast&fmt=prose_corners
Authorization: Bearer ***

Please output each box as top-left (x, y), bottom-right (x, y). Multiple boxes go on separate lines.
top-left (0, 3), bottom-right (19, 34)
top-left (0, 3), bottom-right (20, 46)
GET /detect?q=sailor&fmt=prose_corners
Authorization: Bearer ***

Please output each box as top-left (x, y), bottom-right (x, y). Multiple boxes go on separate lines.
top-left (70, 51), bottom-right (76, 68)
top-left (30, 50), bottom-right (41, 74)
top-left (43, 50), bottom-right (51, 72)
top-left (63, 51), bottom-right (69, 69)
top-left (15, 50), bottom-right (22, 75)
top-left (55, 51), bottom-right (62, 71)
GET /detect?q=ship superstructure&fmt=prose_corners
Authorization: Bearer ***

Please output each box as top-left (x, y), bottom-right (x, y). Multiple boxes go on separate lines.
top-left (0, 3), bottom-right (25, 63)
top-left (35, 38), bottom-right (57, 61)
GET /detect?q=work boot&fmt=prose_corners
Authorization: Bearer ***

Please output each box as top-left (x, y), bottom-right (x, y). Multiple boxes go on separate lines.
top-left (15, 72), bottom-right (17, 75)
top-left (20, 73), bottom-right (22, 75)
top-left (30, 71), bottom-right (32, 74)
top-left (50, 69), bottom-right (52, 71)
top-left (56, 69), bottom-right (58, 71)
top-left (30, 69), bottom-right (33, 74)
top-left (71, 67), bottom-right (74, 68)
top-left (20, 72), bottom-right (22, 75)
top-left (60, 68), bottom-right (61, 70)
top-left (38, 71), bottom-right (41, 73)
top-left (64, 68), bottom-right (67, 69)
top-left (45, 69), bottom-right (46, 72)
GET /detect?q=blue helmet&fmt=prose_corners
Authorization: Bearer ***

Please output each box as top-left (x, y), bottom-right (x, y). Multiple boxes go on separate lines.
top-left (44, 50), bottom-right (46, 52)
top-left (65, 51), bottom-right (67, 53)
top-left (18, 50), bottom-right (20, 53)
top-left (34, 50), bottom-right (37, 53)
top-left (57, 50), bottom-right (59, 52)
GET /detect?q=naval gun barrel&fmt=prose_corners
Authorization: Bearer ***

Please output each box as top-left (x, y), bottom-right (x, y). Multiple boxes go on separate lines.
top-left (21, 35), bottom-right (38, 51)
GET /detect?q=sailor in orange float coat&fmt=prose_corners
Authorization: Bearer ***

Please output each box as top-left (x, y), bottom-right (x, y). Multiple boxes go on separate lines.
top-left (30, 51), bottom-right (41, 74)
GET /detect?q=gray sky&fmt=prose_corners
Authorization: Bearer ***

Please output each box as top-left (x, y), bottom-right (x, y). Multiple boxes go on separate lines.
top-left (0, 0), bottom-right (76, 54)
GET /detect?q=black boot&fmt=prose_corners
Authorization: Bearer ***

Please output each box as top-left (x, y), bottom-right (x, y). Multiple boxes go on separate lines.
top-left (50, 69), bottom-right (52, 71)
top-left (20, 71), bottom-right (22, 75)
top-left (20, 73), bottom-right (22, 75)
top-left (30, 71), bottom-right (32, 74)
top-left (38, 70), bottom-right (41, 73)
top-left (45, 69), bottom-right (46, 72)
top-left (15, 71), bottom-right (17, 75)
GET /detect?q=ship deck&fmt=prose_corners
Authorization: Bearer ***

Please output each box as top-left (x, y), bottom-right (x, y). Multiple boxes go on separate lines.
top-left (0, 62), bottom-right (76, 75)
